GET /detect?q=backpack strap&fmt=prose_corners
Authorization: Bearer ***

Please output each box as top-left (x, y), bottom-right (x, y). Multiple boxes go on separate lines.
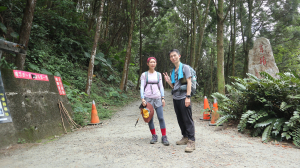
top-left (157, 72), bottom-right (160, 90)
top-left (144, 71), bottom-right (148, 91)
top-left (144, 71), bottom-right (161, 91)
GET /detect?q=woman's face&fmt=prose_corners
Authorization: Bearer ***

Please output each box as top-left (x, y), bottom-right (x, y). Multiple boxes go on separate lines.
top-left (147, 59), bottom-right (157, 69)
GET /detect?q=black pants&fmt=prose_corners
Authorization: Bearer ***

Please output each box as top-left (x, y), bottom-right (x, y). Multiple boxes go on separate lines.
top-left (173, 98), bottom-right (195, 141)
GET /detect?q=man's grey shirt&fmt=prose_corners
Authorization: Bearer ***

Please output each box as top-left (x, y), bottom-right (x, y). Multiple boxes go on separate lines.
top-left (172, 64), bottom-right (191, 100)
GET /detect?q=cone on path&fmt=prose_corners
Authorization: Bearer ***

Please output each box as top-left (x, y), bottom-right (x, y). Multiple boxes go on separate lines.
top-left (209, 98), bottom-right (223, 126)
top-left (200, 96), bottom-right (211, 121)
top-left (88, 100), bottom-right (100, 125)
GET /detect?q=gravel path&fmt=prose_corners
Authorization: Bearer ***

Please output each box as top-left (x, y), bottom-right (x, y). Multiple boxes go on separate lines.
top-left (0, 91), bottom-right (300, 168)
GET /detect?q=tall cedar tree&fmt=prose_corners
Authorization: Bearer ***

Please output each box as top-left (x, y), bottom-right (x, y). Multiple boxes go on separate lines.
top-left (214, 0), bottom-right (232, 95)
top-left (15, 0), bottom-right (36, 70)
top-left (85, 0), bottom-right (105, 95)
top-left (120, 0), bottom-right (137, 91)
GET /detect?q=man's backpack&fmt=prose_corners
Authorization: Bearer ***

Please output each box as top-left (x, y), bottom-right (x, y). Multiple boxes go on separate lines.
top-left (179, 64), bottom-right (198, 96)
top-left (144, 71), bottom-right (161, 91)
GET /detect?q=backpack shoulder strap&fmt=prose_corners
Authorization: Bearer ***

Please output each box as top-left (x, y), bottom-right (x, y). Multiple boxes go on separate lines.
top-left (145, 71), bottom-right (148, 84)
top-left (157, 72), bottom-right (161, 90)
top-left (156, 72), bottom-right (160, 84)
top-left (144, 71), bottom-right (148, 91)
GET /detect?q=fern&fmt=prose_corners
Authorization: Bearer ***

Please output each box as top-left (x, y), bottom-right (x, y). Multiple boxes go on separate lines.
top-left (252, 127), bottom-right (263, 137)
top-left (262, 125), bottom-right (272, 142)
top-left (248, 110), bottom-right (268, 124)
top-left (286, 111), bottom-right (300, 127)
top-left (260, 72), bottom-right (276, 82)
top-left (292, 126), bottom-right (300, 147)
top-left (233, 82), bottom-right (247, 91)
top-left (247, 73), bottom-right (260, 81)
top-left (254, 118), bottom-right (277, 128)
top-left (212, 92), bottom-right (230, 102)
top-left (216, 114), bottom-right (236, 126)
top-left (238, 110), bottom-right (255, 131)
top-left (280, 102), bottom-right (293, 111)
top-left (272, 118), bottom-right (288, 136)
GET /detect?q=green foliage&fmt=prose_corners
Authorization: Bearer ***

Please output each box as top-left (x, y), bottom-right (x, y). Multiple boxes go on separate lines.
top-left (213, 72), bottom-right (300, 147)
top-left (17, 138), bottom-right (26, 144)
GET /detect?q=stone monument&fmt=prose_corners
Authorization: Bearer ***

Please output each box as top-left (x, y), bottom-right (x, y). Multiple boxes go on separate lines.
top-left (248, 37), bottom-right (279, 79)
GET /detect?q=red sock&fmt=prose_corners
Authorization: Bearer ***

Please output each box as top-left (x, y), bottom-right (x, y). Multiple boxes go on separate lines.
top-left (150, 129), bottom-right (156, 135)
top-left (161, 128), bottom-right (166, 136)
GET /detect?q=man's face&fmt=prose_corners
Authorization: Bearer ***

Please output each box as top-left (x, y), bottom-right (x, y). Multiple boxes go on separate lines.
top-left (169, 51), bottom-right (181, 64)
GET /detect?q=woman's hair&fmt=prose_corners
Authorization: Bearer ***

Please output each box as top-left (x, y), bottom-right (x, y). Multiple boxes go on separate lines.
top-left (147, 57), bottom-right (157, 63)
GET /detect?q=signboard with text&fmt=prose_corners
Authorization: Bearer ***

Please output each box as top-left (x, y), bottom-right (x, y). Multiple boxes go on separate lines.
top-left (0, 71), bottom-right (12, 123)
top-left (13, 70), bottom-right (49, 81)
top-left (54, 76), bottom-right (66, 95)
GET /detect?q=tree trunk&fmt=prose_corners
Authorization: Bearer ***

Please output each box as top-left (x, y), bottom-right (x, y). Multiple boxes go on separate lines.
top-left (243, 0), bottom-right (253, 77)
top-left (231, 0), bottom-right (237, 78)
top-left (195, 0), bottom-right (211, 70)
top-left (185, 16), bottom-right (189, 63)
top-left (85, 0), bottom-right (105, 95)
top-left (209, 42), bottom-right (215, 96)
top-left (88, 0), bottom-right (97, 32)
top-left (190, 1), bottom-right (196, 68)
top-left (240, 1), bottom-right (246, 76)
top-left (104, 1), bottom-right (110, 40)
top-left (120, 0), bottom-right (137, 91)
top-left (225, 9), bottom-right (232, 83)
top-left (217, 0), bottom-right (225, 95)
top-left (15, 0), bottom-right (36, 70)
top-left (136, 7), bottom-right (142, 90)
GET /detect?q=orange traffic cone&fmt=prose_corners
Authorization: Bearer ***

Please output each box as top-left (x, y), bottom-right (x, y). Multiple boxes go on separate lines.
top-left (209, 98), bottom-right (222, 126)
top-left (200, 96), bottom-right (211, 121)
top-left (88, 100), bottom-right (100, 125)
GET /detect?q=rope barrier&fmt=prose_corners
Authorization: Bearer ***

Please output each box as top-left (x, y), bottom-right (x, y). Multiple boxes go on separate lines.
top-left (58, 100), bottom-right (82, 134)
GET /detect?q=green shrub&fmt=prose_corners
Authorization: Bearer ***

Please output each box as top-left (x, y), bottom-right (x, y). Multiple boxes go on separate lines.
top-left (213, 72), bottom-right (300, 147)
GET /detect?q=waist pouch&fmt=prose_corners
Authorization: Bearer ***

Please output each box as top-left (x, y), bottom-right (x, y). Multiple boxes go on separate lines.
top-left (171, 85), bottom-right (187, 95)
top-left (139, 102), bottom-right (154, 123)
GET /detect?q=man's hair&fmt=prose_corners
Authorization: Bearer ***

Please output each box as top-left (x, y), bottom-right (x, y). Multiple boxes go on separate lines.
top-left (168, 49), bottom-right (180, 56)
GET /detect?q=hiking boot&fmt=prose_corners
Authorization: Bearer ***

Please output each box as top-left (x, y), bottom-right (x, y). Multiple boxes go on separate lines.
top-left (161, 136), bottom-right (170, 146)
top-left (150, 134), bottom-right (158, 144)
top-left (176, 137), bottom-right (188, 145)
top-left (185, 140), bottom-right (195, 153)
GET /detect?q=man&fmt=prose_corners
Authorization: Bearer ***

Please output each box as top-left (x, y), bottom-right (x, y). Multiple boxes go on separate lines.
top-left (163, 49), bottom-right (195, 153)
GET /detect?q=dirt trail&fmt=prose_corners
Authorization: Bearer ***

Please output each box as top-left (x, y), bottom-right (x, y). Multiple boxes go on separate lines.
top-left (0, 91), bottom-right (299, 168)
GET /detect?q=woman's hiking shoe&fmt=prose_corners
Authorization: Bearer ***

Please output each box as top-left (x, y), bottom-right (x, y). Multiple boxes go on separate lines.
top-left (185, 140), bottom-right (196, 153)
top-left (161, 136), bottom-right (170, 146)
top-left (176, 137), bottom-right (188, 145)
top-left (150, 134), bottom-right (158, 144)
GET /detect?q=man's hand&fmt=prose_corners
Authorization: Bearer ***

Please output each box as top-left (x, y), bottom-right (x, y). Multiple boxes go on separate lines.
top-left (162, 99), bottom-right (165, 107)
top-left (163, 72), bottom-right (171, 83)
top-left (163, 72), bottom-right (173, 88)
top-left (185, 97), bottom-right (190, 107)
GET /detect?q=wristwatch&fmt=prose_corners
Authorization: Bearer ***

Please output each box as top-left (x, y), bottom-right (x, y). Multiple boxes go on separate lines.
top-left (186, 95), bottom-right (191, 99)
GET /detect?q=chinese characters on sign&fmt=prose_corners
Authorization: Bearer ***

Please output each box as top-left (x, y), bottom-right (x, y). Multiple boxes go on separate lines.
top-left (0, 71), bottom-right (12, 123)
top-left (13, 70), bottom-right (49, 81)
top-left (260, 56), bottom-right (267, 66)
top-left (54, 76), bottom-right (66, 95)
top-left (259, 44), bottom-right (267, 66)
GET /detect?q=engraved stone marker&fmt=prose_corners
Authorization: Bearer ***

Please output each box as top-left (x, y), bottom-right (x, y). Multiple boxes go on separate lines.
top-left (248, 37), bottom-right (279, 79)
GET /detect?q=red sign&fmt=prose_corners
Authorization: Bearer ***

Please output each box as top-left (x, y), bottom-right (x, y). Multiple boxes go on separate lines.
top-left (13, 70), bottom-right (49, 81)
top-left (54, 76), bottom-right (66, 95)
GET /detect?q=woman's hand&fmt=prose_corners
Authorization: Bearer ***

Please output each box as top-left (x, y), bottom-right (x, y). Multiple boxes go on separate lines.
top-left (162, 99), bottom-right (165, 107)
top-left (142, 99), bottom-right (146, 106)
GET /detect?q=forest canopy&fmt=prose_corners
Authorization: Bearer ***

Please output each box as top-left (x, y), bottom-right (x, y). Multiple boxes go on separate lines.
top-left (0, 0), bottom-right (300, 95)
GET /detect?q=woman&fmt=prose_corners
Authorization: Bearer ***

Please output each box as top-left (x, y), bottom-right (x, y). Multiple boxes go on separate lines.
top-left (140, 57), bottom-right (169, 146)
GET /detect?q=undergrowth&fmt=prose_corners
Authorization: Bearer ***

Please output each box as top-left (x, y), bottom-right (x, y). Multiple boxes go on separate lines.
top-left (212, 72), bottom-right (300, 147)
